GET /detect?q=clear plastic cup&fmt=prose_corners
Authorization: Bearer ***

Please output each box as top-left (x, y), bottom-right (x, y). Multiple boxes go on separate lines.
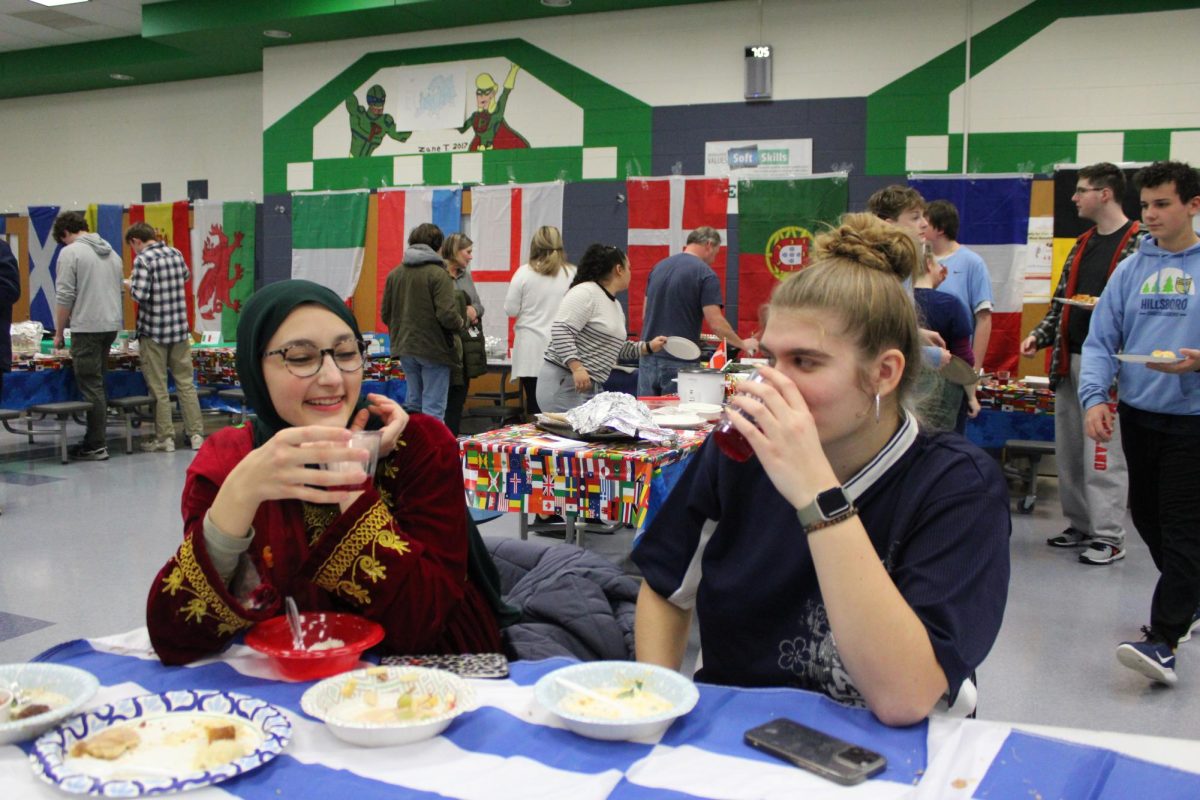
top-left (712, 370), bottom-right (766, 462)
top-left (320, 429), bottom-right (382, 491)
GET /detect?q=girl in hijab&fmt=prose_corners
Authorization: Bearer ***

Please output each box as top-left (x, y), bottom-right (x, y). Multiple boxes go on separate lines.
top-left (146, 280), bottom-right (502, 664)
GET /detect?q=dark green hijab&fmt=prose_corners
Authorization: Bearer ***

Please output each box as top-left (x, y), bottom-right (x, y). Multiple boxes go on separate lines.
top-left (236, 280), bottom-right (372, 447)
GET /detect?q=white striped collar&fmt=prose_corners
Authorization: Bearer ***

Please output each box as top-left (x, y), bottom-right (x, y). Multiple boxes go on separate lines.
top-left (841, 410), bottom-right (919, 503)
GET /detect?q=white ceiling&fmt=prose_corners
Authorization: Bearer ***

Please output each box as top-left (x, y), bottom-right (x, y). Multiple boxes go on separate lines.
top-left (0, 0), bottom-right (165, 52)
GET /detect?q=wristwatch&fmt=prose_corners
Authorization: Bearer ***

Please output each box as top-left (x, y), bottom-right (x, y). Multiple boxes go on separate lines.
top-left (796, 486), bottom-right (858, 534)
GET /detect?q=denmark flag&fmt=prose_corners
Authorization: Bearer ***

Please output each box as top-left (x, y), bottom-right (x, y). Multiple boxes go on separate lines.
top-left (625, 176), bottom-right (729, 334)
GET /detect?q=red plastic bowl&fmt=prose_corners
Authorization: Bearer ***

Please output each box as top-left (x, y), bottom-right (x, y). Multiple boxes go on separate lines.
top-left (244, 612), bottom-right (385, 681)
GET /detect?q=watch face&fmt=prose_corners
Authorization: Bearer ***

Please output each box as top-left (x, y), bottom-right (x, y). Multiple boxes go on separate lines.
top-left (815, 488), bottom-right (853, 518)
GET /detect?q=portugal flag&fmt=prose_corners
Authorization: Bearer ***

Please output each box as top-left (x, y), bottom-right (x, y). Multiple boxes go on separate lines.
top-left (735, 175), bottom-right (848, 333)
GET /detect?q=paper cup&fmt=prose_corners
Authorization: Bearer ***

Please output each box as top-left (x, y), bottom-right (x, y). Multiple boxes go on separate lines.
top-left (320, 430), bottom-right (382, 490)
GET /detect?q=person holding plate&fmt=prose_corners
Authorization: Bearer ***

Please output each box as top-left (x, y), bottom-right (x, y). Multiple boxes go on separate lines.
top-left (637, 227), bottom-right (758, 397)
top-left (1021, 162), bottom-right (1138, 566)
top-left (538, 244), bottom-right (667, 412)
top-left (146, 280), bottom-right (503, 664)
top-left (1080, 161), bottom-right (1200, 686)
top-left (633, 214), bottom-right (1010, 726)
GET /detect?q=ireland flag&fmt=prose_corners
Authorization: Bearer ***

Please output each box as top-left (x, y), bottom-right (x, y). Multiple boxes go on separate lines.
top-left (735, 174), bottom-right (848, 332)
top-left (191, 200), bottom-right (255, 341)
top-left (291, 190), bottom-right (369, 300)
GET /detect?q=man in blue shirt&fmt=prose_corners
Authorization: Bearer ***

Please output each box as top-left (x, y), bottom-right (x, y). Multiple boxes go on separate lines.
top-left (637, 227), bottom-right (757, 396)
top-left (1080, 160), bottom-right (1200, 686)
top-left (926, 200), bottom-right (993, 369)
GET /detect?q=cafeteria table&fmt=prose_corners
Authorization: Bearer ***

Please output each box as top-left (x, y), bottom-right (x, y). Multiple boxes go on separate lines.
top-left (3, 628), bottom-right (1198, 798)
top-left (460, 423), bottom-right (708, 545)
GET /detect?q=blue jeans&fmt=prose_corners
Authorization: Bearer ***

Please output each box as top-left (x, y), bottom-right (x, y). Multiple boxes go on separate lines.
top-left (398, 356), bottom-right (451, 420)
top-left (637, 353), bottom-right (695, 396)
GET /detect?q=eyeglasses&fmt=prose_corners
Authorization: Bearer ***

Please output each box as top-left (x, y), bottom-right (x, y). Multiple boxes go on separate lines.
top-left (265, 341), bottom-right (366, 378)
top-left (1072, 187), bottom-right (1105, 196)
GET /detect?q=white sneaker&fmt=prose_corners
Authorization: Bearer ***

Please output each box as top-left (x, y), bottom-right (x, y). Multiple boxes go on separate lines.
top-left (190, 434), bottom-right (204, 451)
top-left (140, 438), bottom-right (175, 453)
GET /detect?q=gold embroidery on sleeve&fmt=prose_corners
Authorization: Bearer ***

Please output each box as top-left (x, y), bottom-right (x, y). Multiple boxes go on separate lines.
top-left (161, 537), bottom-right (251, 636)
top-left (312, 500), bottom-right (411, 605)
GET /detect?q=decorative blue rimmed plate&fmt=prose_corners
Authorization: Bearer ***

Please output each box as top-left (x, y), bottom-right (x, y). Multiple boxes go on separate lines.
top-left (29, 689), bottom-right (292, 796)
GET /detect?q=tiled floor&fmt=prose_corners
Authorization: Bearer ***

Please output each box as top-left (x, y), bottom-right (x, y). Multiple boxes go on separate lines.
top-left (0, 423), bottom-right (1196, 740)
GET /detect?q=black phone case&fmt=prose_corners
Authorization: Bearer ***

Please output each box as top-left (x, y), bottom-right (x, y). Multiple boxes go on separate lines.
top-left (744, 719), bottom-right (886, 786)
top-left (380, 653), bottom-right (509, 678)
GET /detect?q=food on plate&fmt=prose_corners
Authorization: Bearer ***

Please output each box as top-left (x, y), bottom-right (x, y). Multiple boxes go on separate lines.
top-left (305, 637), bottom-right (346, 652)
top-left (71, 726), bottom-right (141, 760)
top-left (559, 679), bottom-right (674, 720)
top-left (1070, 293), bottom-right (1098, 304)
top-left (67, 714), bottom-right (260, 776)
top-left (206, 724), bottom-right (236, 743)
top-left (328, 677), bottom-right (458, 725)
top-left (7, 685), bottom-right (70, 721)
top-left (1152, 349), bottom-right (1177, 358)
top-left (13, 703), bottom-right (51, 720)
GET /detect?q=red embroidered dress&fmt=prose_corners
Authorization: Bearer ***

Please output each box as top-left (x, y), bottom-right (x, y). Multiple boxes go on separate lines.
top-left (146, 414), bottom-right (500, 665)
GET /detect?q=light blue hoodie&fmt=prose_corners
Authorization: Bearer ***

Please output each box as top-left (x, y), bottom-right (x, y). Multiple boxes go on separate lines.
top-left (1079, 235), bottom-right (1200, 415)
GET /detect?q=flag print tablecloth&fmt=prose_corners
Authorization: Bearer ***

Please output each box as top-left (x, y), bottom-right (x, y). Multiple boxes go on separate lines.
top-left (460, 424), bottom-right (709, 526)
top-left (5, 628), bottom-right (1199, 799)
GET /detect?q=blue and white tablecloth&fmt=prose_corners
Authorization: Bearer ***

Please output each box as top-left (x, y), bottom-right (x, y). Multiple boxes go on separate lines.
top-left (2, 629), bottom-right (1198, 799)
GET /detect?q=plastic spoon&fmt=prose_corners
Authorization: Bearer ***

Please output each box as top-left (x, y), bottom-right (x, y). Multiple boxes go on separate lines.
top-left (285, 597), bottom-right (305, 651)
top-left (555, 677), bottom-right (632, 718)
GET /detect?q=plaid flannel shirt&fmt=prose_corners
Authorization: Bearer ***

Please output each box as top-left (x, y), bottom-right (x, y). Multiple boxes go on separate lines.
top-left (130, 241), bottom-right (191, 343)
top-left (1028, 222), bottom-right (1142, 389)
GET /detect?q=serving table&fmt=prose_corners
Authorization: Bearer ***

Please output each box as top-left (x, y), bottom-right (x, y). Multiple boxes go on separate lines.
top-left (460, 423), bottom-right (709, 545)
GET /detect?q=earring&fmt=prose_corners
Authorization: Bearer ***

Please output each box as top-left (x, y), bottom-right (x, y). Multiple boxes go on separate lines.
top-left (874, 393), bottom-right (881, 423)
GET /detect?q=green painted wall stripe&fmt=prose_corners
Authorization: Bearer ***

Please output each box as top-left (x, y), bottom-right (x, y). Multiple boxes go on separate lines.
top-left (866, 0), bottom-right (1200, 175)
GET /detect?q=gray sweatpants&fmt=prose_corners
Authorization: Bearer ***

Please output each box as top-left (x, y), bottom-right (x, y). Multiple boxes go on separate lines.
top-left (1059, 354), bottom-right (1127, 545)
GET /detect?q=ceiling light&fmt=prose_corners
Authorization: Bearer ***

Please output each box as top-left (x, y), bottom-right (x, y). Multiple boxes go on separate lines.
top-left (109, 73), bottom-right (134, 81)
top-left (29, 1), bottom-right (90, 6)
top-left (263, 30), bottom-right (292, 39)
top-left (541, 0), bottom-right (572, 7)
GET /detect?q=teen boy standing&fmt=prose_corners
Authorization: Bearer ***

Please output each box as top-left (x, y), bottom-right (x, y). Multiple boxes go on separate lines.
top-left (1080, 161), bottom-right (1200, 686)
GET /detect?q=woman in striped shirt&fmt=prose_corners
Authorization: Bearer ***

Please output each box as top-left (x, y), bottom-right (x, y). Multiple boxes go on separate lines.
top-left (537, 244), bottom-right (667, 412)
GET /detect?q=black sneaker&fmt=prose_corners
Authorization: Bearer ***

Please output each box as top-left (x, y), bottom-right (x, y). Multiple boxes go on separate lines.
top-left (68, 444), bottom-right (109, 461)
top-left (1116, 627), bottom-right (1177, 685)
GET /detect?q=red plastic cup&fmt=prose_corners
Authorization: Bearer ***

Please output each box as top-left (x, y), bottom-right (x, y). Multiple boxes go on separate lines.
top-left (713, 370), bottom-right (766, 462)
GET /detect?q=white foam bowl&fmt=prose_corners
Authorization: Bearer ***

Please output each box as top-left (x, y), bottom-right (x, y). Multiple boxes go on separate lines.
top-left (0, 663), bottom-right (98, 746)
top-left (534, 661), bottom-right (699, 742)
top-left (300, 666), bottom-right (476, 747)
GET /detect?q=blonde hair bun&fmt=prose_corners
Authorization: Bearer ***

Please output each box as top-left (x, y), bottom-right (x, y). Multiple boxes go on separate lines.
top-left (814, 212), bottom-right (918, 283)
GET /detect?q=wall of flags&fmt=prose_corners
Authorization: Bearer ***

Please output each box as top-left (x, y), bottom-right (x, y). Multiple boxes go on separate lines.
top-left (0, 170), bottom-right (1097, 376)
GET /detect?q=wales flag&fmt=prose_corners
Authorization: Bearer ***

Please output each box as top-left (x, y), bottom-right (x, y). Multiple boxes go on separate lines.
top-left (735, 174), bottom-right (848, 332)
top-left (191, 200), bottom-right (255, 341)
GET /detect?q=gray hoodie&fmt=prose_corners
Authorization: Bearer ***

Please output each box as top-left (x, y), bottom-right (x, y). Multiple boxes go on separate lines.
top-left (54, 232), bottom-right (124, 333)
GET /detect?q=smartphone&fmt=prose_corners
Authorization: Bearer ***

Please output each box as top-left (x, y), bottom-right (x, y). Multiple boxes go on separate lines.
top-left (380, 652), bottom-right (509, 679)
top-left (744, 718), bottom-right (886, 786)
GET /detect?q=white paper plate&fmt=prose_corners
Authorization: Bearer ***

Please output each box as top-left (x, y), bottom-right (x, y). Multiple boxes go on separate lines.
top-left (650, 413), bottom-right (706, 429)
top-left (662, 336), bottom-right (701, 361)
top-left (0, 663), bottom-right (98, 746)
top-left (301, 666), bottom-right (475, 747)
top-left (1052, 297), bottom-right (1097, 309)
top-left (31, 689), bottom-right (291, 796)
top-left (1116, 353), bottom-right (1183, 364)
